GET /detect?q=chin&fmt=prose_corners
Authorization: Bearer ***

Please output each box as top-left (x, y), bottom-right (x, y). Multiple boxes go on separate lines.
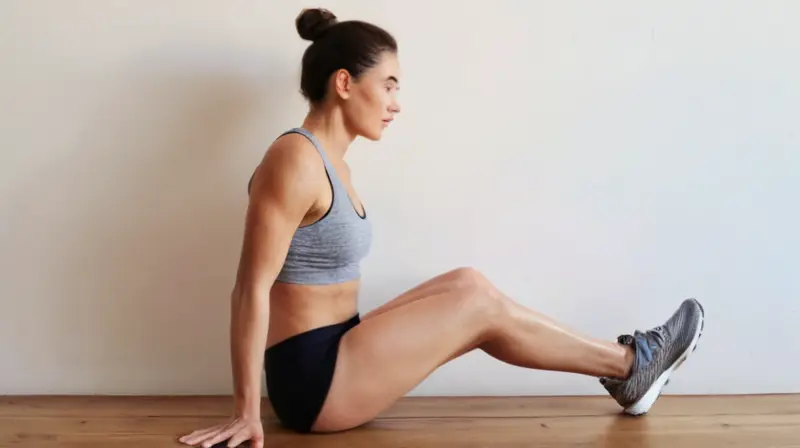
top-left (360, 128), bottom-right (384, 141)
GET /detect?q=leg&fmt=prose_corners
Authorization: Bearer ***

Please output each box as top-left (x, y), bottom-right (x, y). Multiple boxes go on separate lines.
top-left (370, 267), bottom-right (632, 370)
top-left (311, 267), bottom-right (635, 432)
top-left (361, 267), bottom-right (477, 321)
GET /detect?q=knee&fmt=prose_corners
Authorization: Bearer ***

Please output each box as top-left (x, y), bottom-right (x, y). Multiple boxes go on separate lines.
top-left (449, 266), bottom-right (492, 292)
top-left (449, 266), bottom-right (506, 313)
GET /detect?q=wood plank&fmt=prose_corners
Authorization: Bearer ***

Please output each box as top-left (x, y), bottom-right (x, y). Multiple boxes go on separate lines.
top-left (1, 395), bottom-right (799, 448)
top-left (0, 395), bottom-right (243, 418)
top-left (379, 394), bottom-right (800, 418)
top-left (2, 394), bottom-right (798, 418)
top-left (2, 414), bottom-right (799, 448)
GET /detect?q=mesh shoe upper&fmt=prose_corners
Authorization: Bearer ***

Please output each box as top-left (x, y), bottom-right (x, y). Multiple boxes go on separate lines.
top-left (601, 298), bottom-right (704, 409)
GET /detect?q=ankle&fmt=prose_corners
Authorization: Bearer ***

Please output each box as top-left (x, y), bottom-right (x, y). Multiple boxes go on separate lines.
top-left (619, 344), bottom-right (635, 379)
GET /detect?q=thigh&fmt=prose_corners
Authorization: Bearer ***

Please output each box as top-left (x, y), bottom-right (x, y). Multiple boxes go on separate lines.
top-left (311, 281), bottom-right (503, 433)
top-left (361, 267), bottom-right (483, 321)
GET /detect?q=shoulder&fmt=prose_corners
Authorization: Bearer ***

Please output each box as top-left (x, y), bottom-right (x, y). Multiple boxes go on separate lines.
top-left (242, 133), bottom-right (327, 229)
top-left (250, 132), bottom-right (326, 201)
top-left (261, 133), bottom-right (325, 181)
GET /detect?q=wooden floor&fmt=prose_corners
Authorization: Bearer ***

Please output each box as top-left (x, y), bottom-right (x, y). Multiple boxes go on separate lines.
top-left (1, 395), bottom-right (798, 447)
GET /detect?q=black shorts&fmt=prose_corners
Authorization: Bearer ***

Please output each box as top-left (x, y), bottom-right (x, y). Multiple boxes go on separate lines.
top-left (265, 313), bottom-right (360, 433)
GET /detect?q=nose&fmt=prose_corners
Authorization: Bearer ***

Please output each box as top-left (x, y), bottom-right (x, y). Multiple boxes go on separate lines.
top-left (390, 100), bottom-right (401, 114)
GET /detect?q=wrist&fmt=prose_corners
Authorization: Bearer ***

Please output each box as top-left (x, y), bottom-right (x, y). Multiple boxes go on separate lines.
top-left (235, 396), bottom-right (262, 418)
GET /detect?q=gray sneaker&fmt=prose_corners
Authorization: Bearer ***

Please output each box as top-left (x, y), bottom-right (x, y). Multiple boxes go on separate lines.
top-left (600, 298), bottom-right (705, 416)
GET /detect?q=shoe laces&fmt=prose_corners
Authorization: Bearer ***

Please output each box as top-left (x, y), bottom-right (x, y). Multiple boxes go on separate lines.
top-left (641, 325), bottom-right (668, 351)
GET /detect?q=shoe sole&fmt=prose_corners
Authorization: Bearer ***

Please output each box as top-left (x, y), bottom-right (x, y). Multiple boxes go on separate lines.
top-left (623, 299), bottom-right (705, 416)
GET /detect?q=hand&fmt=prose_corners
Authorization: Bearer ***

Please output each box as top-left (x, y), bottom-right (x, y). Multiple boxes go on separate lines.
top-left (178, 415), bottom-right (264, 448)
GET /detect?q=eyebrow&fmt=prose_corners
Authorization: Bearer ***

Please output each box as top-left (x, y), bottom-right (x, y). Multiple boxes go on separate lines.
top-left (386, 76), bottom-right (399, 84)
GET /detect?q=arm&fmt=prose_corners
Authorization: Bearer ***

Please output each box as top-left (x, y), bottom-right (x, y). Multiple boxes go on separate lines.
top-left (179, 136), bottom-right (323, 448)
top-left (230, 138), bottom-right (322, 417)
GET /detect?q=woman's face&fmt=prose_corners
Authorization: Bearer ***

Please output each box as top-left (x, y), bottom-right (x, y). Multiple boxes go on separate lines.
top-left (338, 51), bottom-right (401, 141)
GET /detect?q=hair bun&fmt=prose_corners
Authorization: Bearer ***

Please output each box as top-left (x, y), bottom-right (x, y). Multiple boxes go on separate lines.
top-left (296, 8), bottom-right (338, 41)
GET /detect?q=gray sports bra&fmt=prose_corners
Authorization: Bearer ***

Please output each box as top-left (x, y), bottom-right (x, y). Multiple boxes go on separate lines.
top-left (249, 127), bottom-right (372, 285)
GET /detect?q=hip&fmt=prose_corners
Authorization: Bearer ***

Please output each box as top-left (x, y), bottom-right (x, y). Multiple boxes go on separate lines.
top-left (265, 312), bottom-right (361, 433)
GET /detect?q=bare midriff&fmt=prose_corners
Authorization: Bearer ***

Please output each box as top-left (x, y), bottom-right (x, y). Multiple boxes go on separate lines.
top-left (266, 279), bottom-right (360, 349)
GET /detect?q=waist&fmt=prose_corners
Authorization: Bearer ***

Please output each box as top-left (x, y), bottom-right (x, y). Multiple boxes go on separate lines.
top-left (266, 279), bottom-right (360, 349)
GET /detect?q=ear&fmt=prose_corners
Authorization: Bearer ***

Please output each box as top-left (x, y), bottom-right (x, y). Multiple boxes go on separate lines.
top-left (333, 69), bottom-right (353, 100)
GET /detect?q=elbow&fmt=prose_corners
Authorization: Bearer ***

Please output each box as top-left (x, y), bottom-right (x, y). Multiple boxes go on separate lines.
top-left (230, 283), bottom-right (270, 310)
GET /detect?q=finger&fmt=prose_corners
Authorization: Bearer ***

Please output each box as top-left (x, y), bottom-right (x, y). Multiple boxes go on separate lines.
top-left (179, 424), bottom-right (226, 445)
top-left (182, 424), bottom-right (227, 445)
top-left (225, 431), bottom-right (249, 448)
top-left (179, 427), bottom-right (215, 445)
top-left (201, 424), bottom-right (241, 448)
top-left (251, 437), bottom-right (264, 448)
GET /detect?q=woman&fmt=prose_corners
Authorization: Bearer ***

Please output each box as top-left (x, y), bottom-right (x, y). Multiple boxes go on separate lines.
top-left (179, 8), bottom-right (705, 448)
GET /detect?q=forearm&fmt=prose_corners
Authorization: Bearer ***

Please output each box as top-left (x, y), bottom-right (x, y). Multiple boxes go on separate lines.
top-left (230, 288), bottom-right (270, 417)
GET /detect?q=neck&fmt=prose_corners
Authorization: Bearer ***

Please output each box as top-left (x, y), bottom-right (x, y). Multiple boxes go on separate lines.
top-left (302, 103), bottom-right (355, 160)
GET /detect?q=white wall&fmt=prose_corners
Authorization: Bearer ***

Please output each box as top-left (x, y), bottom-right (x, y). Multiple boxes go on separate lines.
top-left (2, 1), bottom-right (798, 396)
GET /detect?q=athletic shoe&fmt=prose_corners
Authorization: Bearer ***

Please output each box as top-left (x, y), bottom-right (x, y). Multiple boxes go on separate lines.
top-left (600, 298), bottom-right (705, 415)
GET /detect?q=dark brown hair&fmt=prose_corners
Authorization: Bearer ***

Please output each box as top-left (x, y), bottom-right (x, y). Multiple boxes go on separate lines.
top-left (295, 8), bottom-right (397, 103)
